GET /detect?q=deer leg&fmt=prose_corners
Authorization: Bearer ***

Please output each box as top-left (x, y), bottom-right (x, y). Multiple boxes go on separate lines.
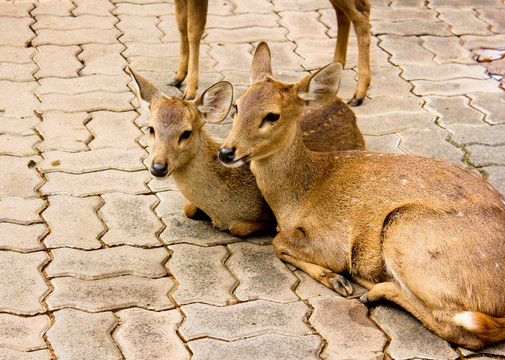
top-left (229, 221), bottom-right (275, 238)
top-left (332, 6), bottom-right (350, 68)
top-left (173, 0), bottom-right (189, 86)
top-left (182, 0), bottom-right (208, 100)
top-left (347, 8), bottom-right (370, 107)
top-left (361, 281), bottom-right (485, 350)
top-left (183, 200), bottom-right (209, 220)
top-left (273, 228), bottom-right (353, 297)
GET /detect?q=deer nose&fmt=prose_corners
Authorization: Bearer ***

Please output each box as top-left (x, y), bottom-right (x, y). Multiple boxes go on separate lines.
top-left (150, 162), bottom-right (168, 177)
top-left (219, 148), bottom-right (236, 164)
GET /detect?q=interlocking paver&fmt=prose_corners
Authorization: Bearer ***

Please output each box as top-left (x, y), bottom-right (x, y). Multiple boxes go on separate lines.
top-left (32, 28), bottom-right (121, 46)
top-left (0, 198), bottom-right (46, 224)
top-left (0, 81), bottom-right (39, 116)
top-left (0, 314), bottom-right (50, 351)
top-left (423, 95), bottom-right (485, 126)
top-left (486, 166), bottom-right (505, 195)
top-left (372, 18), bottom-right (451, 36)
top-left (0, 62), bottom-right (38, 81)
top-left (42, 195), bottom-right (104, 249)
top-left (32, 15), bottom-right (118, 31)
top-left (0, 134), bottom-right (39, 156)
top-left (438, 8), bottom-right (490, 35)
top-left (114, 308), bottom-right (190, 360)
top-left (478, 7), bottom-right (505, 33)
top-left (0, 251), bottom-right (50, 315)
top-left (0, 156), bottom-right (43, 198)
top-left (367, 67), bottom-right (412, 98)
top-left (207, 13), bottom-right (278, 29)
top-left (280, 11), bottom-right (328, 40)
top-left (231, 0), bottom-right (273, 13)
top-left (47, 309), bottom-right (121, 360)
top-left (72, 0), bottom-right (115, 16)
top-left (87, 111), bottom-right (141, 149)
top-left (128, 56), bottom-right (216, 73)
top-left (352, 95), bottom-right (425, 116)
top-left (167, 243), bottom-right (236, 305)
top-left (113, 3), bottom-right (174, 16)
top-left (0, 223), bottom-right (47, 252)
top-left (379, 35), bottom-right (433, 65)
top-left (357, 111), bottom-right (437, 136)
top-left (154, 190), bottom-right (187, 217)
top-left (447, 124), bottom-right (505, 146)
top-left (79, 44), bottom-right (127, 75)
top-left (0, 17), bottom-right (34, 47)
top-left (179, 300), bottom-right (312, 341)
top-left (0, 348), bottom-right (52, 360)
top-left (309, 296), bottom-right (387, 360)
top-left (468, 91), bottom-right (505, 125)
top-left (461, 34), bottom-right (505, 51)
top-left (46, 246), bottom-right (169, 279)
top-left (0, 116), bottom-right (39, 136)
top-left (35, 112), bottom-right (91, 152)
top-left (122, 42), bottom-right (182, 58)
top-left (117, 15), bottom-right (163, 44)
top-left (0, 46), bottom-right (35, 63)
top-left (466, 144), bottom-right (505, 166)
top-left (207, 0), bottom-right (234, 16)
top-left (37, 91), bottom-right (134, 113)
top-left (99, 192), bottom-right (164, 246)
top-left (363, 134), bottom-right (405, 154)
top-left (189, 334), bottom-right (322, 360)
top-left (210, 43), bottom-right (253, 72)
top-left (31, 1), bottom-right (74, 16)
top-left (0, 2), bottom-right (34, 17)
top-left (47, 276), bottom-right (175, 311)
top-left (272, 0), bottom-right (329, 11)
top-left (227, 242), bottom-right (299, 302)
top-left (36, 74), bottom-right (129, 95)
top-left (371, 305), bottom-right (459, 359)
top-left (400, 63), bottom-right (488, 81)
top-left (412, 78), bottom-right (502, 96)
top-left (422, 35), bottom-right (474, 64)
top-left (204, 26), bottom-right (288, 44)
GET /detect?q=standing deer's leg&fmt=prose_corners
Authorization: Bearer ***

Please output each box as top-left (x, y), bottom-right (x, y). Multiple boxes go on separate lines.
top-left (173, 0), bottom-right (189, 87)
top-left (332, 6), bottom-right (351, 68)
top-left (273, 228), bottom-right (353, 297)
top-left (182, 0), bottom-right (208, 100)
top-left (348, 6), bottom-right (371, 107)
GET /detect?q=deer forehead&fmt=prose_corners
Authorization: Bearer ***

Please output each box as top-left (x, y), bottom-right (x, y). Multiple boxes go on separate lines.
top-left (238, 79), bottom-right (291, 115)
top-left (150, 98), bottom-right (198, 132)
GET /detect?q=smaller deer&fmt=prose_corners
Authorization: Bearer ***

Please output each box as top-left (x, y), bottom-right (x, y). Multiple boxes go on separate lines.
top-left (128, 57), bottom-right (363, 237)
top-left (218, 42), bottom-right (505, 350)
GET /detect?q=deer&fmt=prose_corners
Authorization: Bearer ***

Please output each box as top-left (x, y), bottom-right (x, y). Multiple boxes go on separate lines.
top-left (128, 59), bottom-right (364, 238)
top-left (217, 41), bottom-right (505, 350)
top-left (172, 0), bottom-right (370, 106)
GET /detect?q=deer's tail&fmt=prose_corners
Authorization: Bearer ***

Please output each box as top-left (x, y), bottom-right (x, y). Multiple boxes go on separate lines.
top-left (454, 311), bottom-right (505, 344)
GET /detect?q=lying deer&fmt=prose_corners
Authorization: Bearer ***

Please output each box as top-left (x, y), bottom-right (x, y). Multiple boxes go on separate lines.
top-left (172, 0), bottom-right (370, 106)
top-left (217, 42), bottom-right (505, 350)
top-left (128, 62), bottom-right (364, 237)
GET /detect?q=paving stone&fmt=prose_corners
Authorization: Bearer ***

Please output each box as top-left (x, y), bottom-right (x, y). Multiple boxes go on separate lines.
top-left (467, 144), bottom-right (505, 166)
top-left (47, 246), bottom-right (169, 279)
top-left (154, 190), bottom-right (187, 217)
top-left (0, 62), bottom-right (38, 81)
top-left (0, 251), bottom-right (50, 315)
top-left (372, 305), bottom-right (459, 359)
top-left (447, 123), bottom-right (505, 146)
top-left (31, 1), bottom-right (74, 16)
top-left (0, 223), bottom-right (46, 252)
top-left (114, 308), bottom-right (189, 360)
top-left (128, 56), bottom-right (216, 73)
top-left (160, 214), bottom-right (239, 246)
top-left (158, 15), bottom-right (183, 42)
top-left (167, 244), bottom-right (236, 305)
top-left (462, 34), bottom-right (505, 51)
top-left (429, 0), bottom-right (503, 6)
top-left (367, 67), bottom-right (412, 98)
top-left (0, 314), bottom-right (50, 351)
top-left (37, 91), bottom-right (134, 113)
top-left (232, 0), bottom-right (273, 13)
top-left (379, 35), bottom-right (434, 65)
top-left (469, 91), bottom-right (505, 125)
top-left (39, 148), bottom-right (145, 174)
top-left (36, 112), bottom-right (91, 152)
top-left (36, 74), bottom-right (130, 95)
top-left (0, 17), bottom-right (34, 46)
top-left (87, 111), bottom-right (141, 149)
top-left (0, 81), bottom-right (39, 117)
top-left (189, 333), bottom-right (322, 360)
top-left (32, 28), bottom-right (121, 46)
top-left (0, 116), bottom-right (39, 136)
top-left (438, 8), bottom-right (490, 35)
top-left (0, 46), bottom-right (36, 63)
top-left (207, 0), bottom-right (234, 16)
top-left (0, 198), bottom-right (46, 224)
top-left (210, 43), bottom-right (253, 72)
top-left (0, 2), bottom-right (34, 17)
top-left (309, 296), bottom-right (387, 360)
top-left (412, 78), bottom-right (502, 96)
top-left (477, 7), bottom-right (505, 33)
top-left (204, 26), bottom-right (288, 44)
top-left (363, 134), bottom-right (405, 154)
top-left (117, 15), bottom-right (163, 43)
top-left (0, 156), bottom-right (42, 198)
top-left (400, 63), bottom-right (488, 81)
top-left (268, 42), bottom-right (305, 71)
top-left (423, 95), bottom-right (485, 126)
top-left (122, 42), bottom-right (182, 58)
top-left (485, 166), bottom-right (505, 196)
top-left (47, 309), bottom-right (121, 360)
top-left (179, 300), bottom-right (312, 341)
top-left (372, 18), bottom-right (451, 36)
top-left (147, 176), bottom-right (178, 192)
top-left (357, 111), bottom-right (437, 136)
top-left (32, 15), bottom-right (118, 31)
top-left (99, 192), bottom-right (163, 247)
top-left (227, 242), bottom-right (299, 302)
top-left (422, 35), bottom-right (474, 64)
top-left (272, 0), bottom-right (329, 11)
top-left (79, 44), bottom-right (127, 75)
top-left (371, 7), bottom-right (438, 21)
top-left (279, 11), bottom-right (328, 40)
top-left (0, 134), bottom-right (39, 156)
top-left (47, 276), bottom-right (175, 311)
top-left (72, 0), bottom-right (115, 16)
top-left (352, 95), bottom-right (425, 117)
top-left (399, 127), bottom-right (466, 164)
top-left (42, 195), bottom-right (104, 249)
top-left (113, 2), bottom-right (174, 16)
top-left (207, 13), bottom-right (278, 29)
top-left (0, 348), bottom-right (52, 360)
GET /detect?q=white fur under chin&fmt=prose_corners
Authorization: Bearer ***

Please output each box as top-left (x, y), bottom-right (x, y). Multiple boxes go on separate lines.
top-left (222, 158), bottom-right (245, 168)
top-left (453, 312), bottom-right (478, 331)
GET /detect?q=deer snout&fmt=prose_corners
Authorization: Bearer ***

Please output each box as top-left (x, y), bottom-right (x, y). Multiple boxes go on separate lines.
top-left (150, 162), bottom-right (169, 178)
top-left (218, 147), bottom-right (236, 164)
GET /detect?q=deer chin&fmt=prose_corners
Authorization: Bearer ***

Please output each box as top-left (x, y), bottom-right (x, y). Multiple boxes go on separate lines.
top-left (221, 156), bottom-right (247, 168)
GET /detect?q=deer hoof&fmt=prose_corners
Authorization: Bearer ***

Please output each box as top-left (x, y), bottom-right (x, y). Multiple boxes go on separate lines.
top-left (329, 275), bottom-right (353, 297)
top-left (347, 97), bottom-right (363, 107)
top-left (359, 293), bottom-right (370, 304)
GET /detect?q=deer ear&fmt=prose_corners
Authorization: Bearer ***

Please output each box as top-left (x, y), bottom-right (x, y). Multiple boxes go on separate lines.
top-left (250, 42), bottom-right (273, 84)
top-left (296, 62), bottom-right (342, 108)
top-left (196, 81), bottom-right (233, 124)
top-left (128, 66), bottom-right (164, 109)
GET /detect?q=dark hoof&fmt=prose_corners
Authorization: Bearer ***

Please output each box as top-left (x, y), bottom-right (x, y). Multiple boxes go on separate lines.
top-left (329, 275), bottom-right (353, 297)
top-left (359, 293), bottom-right (371, 304)
top-left (347, 97), bottom-right (363, 107)
top-left (169, 79), bottom-right (183, 88)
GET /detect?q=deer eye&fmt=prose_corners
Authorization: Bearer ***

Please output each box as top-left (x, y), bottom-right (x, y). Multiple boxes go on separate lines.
top-left (260, 113), bottom-right (280, 128)
top-left (147, 126), bottom-right (155, 136)
top-left (179, 130), bottom-right (192, 145)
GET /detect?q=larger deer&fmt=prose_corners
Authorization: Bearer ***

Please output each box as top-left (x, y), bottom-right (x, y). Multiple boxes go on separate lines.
top-left (129, 57), bottom-right (364, 237)
top-left (172, 0), bottom-right (370, 106)
top-left (218, 42), bottom-right (505, 350)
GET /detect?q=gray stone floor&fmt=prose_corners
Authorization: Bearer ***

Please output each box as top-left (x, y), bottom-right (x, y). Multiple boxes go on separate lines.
top-left (1, 0), bottom-right (505, 359)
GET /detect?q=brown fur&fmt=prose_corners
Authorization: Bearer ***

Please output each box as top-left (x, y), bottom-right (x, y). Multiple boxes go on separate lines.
top-left (129, 66), bottom-right (364, 237)
top-left (219, 46), bottom-right (505, 350)
top-left (173, 0), bottom-right (370, 105)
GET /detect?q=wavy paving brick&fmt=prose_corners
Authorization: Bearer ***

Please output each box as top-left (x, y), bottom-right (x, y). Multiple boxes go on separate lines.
top-left (79, 44), bottom-right (127, 75)
top-left (189, 333), bottom-right (322, 360)
top-left (37, 91), bottom-right (134, 113)
top-left (0, 134), bottom-right (39, 156)
top-left (352, 95), bottom-right (424, 117)
top-left (357, 111), bottom-right (437, 136)
top-left (379, 35), bottom-right (434, 65)
top-left (371, 305), bottom-right (458, 359)
top-left (40, 170), bottom-right (149, 196)
top-left (36, 74), bottom-right (130, 95)
top-left (0, 348), bottom-right (52, 360)
top-left (99, 192), bottom-right (164, 246)
top-left (113, 2), bottom-right (174, 16)
top-left (204, 26), bottom-right (288, 44)
top-left (423, 95), bottom-right (485, 127)
top-left (466, 144), bottom-right (505, 166)
top-left (309, 296), bottom-right (387, 360)
top-left (364, 134), bottom-right (405, 154)
top-left (272, 0), bottom-right (328, 11)
top-left (438, 8), bottom-right (490, 35)
top-left (167, 244), bottom-right (236, 305)
top-left (0, 251), bottom-right (50, 315)
top-left (0, 81), bottom-right (39, 117)
top-left (0, 116), bottom-right (39, 136)
top-left (46, 246), bottom-right (169, 279)
top-left (468, 91), bottom-right (505, 125)
top-left (35, 112), bottom-right (91, 152)
top-left (227, 242), bottom-right (299, 302)
top-left (122, 42), bottom-right (182, 58)
top-left (86, 111), bottom-right (141, 149)
top-left (0, 314), bottom-right (51, 351)
top-left (0, 62), bottom-right (38, 81)
top-left (33, 45), bottom-right (83, 78)
top-left (0, 198), bottom-right (46, 224)
top-left (0, 223), bottom-right (47, 252)
top-left (0, 46), bottom-right (36, 63)
top-left (367, 67), bottom-right (412, 98)
top-left (280, 11), bottom-right (327, 41)
top-left (31, 0), bottom-right (73, 16)
top-left (72, 0), bottom-right (115, 16)
top-left (47, 309), bottom-right (121, 360)
top-left (32, 14), bottom-right (118, 31)
top-left (207, 13), bottom-right (278, 30)
top-left (372, 18), bottom-right (451, 36)
top-left (0, 156), bottom-right (43, 198)
top-left (412, 78), bottom-right (502, 96)
top-left (179, 300), bottom-right (312, 341)
top-left (116, 15), bottom-right (164, 44)
top-left (154, 190), bottom-right (186, 217)
top-left (447, 123), bottom-right (505, 146)
top-left (32, 28), bottom-right (121, 46)
top-left (0, 17), bottom-right (34, 46)
top-left (47, 276), bottom-right (175, 312)
top-left (114, 308), bottom-right (189, 360)
top-left (422, 35), bottom-right (474, 64)
top-left (0, 2), bottom-right (34, 17)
